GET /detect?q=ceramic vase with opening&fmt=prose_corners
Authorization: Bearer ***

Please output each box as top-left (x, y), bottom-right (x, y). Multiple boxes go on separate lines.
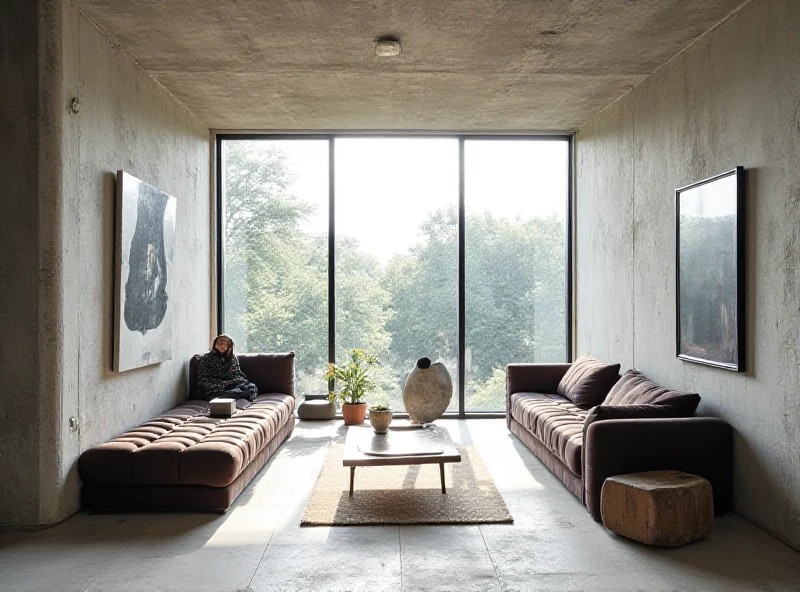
top-left (402, 357), bottom-right (453, 424)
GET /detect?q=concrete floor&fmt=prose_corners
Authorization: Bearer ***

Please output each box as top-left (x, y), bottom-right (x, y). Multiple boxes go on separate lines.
top-left (2, 419), bottom-right (800, 592)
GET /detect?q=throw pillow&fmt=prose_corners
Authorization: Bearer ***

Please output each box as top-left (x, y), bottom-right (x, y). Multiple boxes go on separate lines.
top-left (650, 392), bottom-right (701, 415)
top-left (556, 354), bottom-right (621, 408)
top-left (583, 403), bottom-right (677, 432)
top-left (602, 369), bottom-right (700, 415)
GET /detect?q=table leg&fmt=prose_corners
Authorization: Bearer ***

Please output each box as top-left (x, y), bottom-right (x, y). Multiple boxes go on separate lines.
top-left (440, 462), bottom-right (446, 494)
top-left (349, 466), bottom-right (355, 498)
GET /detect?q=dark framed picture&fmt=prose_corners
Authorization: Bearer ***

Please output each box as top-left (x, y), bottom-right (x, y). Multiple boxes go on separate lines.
top-left (114, 171), bottom-right (177, 372)
top-left (675, 166), bottom-right (745, 371)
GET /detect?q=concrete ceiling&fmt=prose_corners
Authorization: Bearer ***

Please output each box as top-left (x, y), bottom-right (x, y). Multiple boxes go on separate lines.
top-left (73, 0), bottom-right (746, 131)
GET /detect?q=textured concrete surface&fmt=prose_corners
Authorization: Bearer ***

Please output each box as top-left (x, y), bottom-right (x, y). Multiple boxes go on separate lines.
top-left (72, 0), bottom-right (745, 130)
top-left (1, 0), bottom-right (212, 528)
top-left (2, 419), bottom-right (800, 591)
top-left (575, 92), bottom-right (635, 368)
top-left (53, 2), bottom-right (212, 522)
top-left (0, 0), bottom-right (68, 529)
top-left (0, 0), bottom-right (41, 527)
top-left (38, 0), bottom-right (68, 529)
top-left (576, 0), bottom-right (800, 549)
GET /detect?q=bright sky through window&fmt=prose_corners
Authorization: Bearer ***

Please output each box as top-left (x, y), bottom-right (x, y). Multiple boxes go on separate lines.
top-left (275, 138), bottom-right (568, 264)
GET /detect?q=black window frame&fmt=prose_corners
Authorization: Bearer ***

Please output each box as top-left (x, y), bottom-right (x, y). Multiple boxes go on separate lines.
top-left (215, 133), bottom-right (573, 418)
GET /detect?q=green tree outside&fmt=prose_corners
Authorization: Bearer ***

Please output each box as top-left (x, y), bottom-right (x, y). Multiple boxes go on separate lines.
top-left (223, 143), bottom-right (566, 409)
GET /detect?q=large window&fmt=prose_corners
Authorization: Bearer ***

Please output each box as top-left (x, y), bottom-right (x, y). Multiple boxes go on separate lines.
top-left (220, 139), bottom-right (329, 398)
top-left (465, 140), bottom-right (569, 410)
top-left (335, 139), bottom-right (459, 412)
top-left (218, 136), bottom-right (570, 414)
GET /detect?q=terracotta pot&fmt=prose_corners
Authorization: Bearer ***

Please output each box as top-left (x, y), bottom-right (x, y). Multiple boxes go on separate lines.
top-left (342, 402), bottom-right (367, 425)
top-left (369, 408), bottom-right (393, 433)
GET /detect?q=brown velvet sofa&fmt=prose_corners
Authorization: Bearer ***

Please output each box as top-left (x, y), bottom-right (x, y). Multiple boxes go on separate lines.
top-left (506, 362), bottom-right (733, 520)
top-left (79, 352), bottom-right (296, 511)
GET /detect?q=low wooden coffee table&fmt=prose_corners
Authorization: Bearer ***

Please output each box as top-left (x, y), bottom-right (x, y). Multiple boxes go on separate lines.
top-left (343, 424), bottom-right (461, 497)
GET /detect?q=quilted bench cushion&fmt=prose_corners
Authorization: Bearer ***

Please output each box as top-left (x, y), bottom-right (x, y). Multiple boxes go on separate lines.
top-left (510, 392), bottom-right (588, 477)
top-left (79, 394), bottom-right (294, 488)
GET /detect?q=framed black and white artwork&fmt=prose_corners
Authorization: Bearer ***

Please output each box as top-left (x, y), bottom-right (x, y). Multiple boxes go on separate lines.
top-left (114, 171), bottom-right (177, 372)
top-left (675, 166), bottom-right (745, 372)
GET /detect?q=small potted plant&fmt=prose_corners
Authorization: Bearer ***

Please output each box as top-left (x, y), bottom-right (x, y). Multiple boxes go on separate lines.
top-left (368, 404), bottom-right (393, 434)
top-left (325, 349), bottom-right (379, 425)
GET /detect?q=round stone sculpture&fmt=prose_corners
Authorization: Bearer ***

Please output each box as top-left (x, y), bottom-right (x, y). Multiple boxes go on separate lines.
top-left (403, 358), bottom-right (453, 424)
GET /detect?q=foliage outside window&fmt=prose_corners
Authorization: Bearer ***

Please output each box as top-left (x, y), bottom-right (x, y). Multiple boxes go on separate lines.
top-left (221, 137), bottom-right (568, 412)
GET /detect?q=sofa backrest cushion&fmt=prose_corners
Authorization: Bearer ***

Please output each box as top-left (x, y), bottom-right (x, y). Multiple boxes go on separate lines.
top-left (583, 404), bottom-right (678, 434)
top-left (189, 352), bottom-right (296, 398)
top-left (602, 369), bottom-right (700, 414)
top-left (556, 354), bottom-right (621, 408)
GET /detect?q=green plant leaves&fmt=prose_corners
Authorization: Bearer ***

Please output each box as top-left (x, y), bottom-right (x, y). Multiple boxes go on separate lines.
top-left (327, 348), bottom-right (379, 405)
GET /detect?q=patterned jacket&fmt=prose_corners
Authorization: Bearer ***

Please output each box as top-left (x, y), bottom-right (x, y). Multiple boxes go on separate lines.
top-left (196, 350), bottom-right (250, 401)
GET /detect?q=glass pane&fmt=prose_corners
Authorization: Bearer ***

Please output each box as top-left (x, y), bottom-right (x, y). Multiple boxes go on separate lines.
top-left (221, 139), bottom-right (329, 399)
top-left (465, 140), bottom-right (568, 411)
top-left (335, 138), bottom-right (459, 413)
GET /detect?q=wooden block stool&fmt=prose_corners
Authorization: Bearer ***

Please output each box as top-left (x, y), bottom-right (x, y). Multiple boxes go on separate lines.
top-left (600, 470), bottom-right (713, 547)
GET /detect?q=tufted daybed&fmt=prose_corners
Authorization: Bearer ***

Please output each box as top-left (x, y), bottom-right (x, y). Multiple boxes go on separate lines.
top-left (79, 352), bottom-right (295, 511)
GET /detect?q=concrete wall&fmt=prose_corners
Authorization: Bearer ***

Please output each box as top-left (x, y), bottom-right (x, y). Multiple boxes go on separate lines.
top-left (52, 2), bottom-right (211, 523)
top-left (576, 0), bottom-right (800, 549)
top-left (0, 0), bottom-right (211, 527)
top-left (0, 1), bottom-right (41, 527)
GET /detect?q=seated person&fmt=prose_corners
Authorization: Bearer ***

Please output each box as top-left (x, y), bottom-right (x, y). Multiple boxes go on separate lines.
top-left (197, 334), bottom-right (258, 402)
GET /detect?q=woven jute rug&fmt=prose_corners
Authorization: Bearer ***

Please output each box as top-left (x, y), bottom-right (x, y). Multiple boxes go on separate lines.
top-left (301, 443), bottom-right (513, 526)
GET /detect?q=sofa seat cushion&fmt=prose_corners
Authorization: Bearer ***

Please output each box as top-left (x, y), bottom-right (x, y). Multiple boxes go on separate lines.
top-left (80, 394), bottom-right (294, 488)
top-left (510, 392), bottom-right (587, 476)
top-left (602, 370), bottom-right (700, 415)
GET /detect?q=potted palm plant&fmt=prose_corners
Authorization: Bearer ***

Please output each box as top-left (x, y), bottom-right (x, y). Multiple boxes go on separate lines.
top-left (325, 349), bottom-right (379, 425)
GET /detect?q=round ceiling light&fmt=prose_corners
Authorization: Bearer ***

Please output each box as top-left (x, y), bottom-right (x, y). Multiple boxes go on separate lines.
top-left (376, 40), bottom-right (401, 57)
